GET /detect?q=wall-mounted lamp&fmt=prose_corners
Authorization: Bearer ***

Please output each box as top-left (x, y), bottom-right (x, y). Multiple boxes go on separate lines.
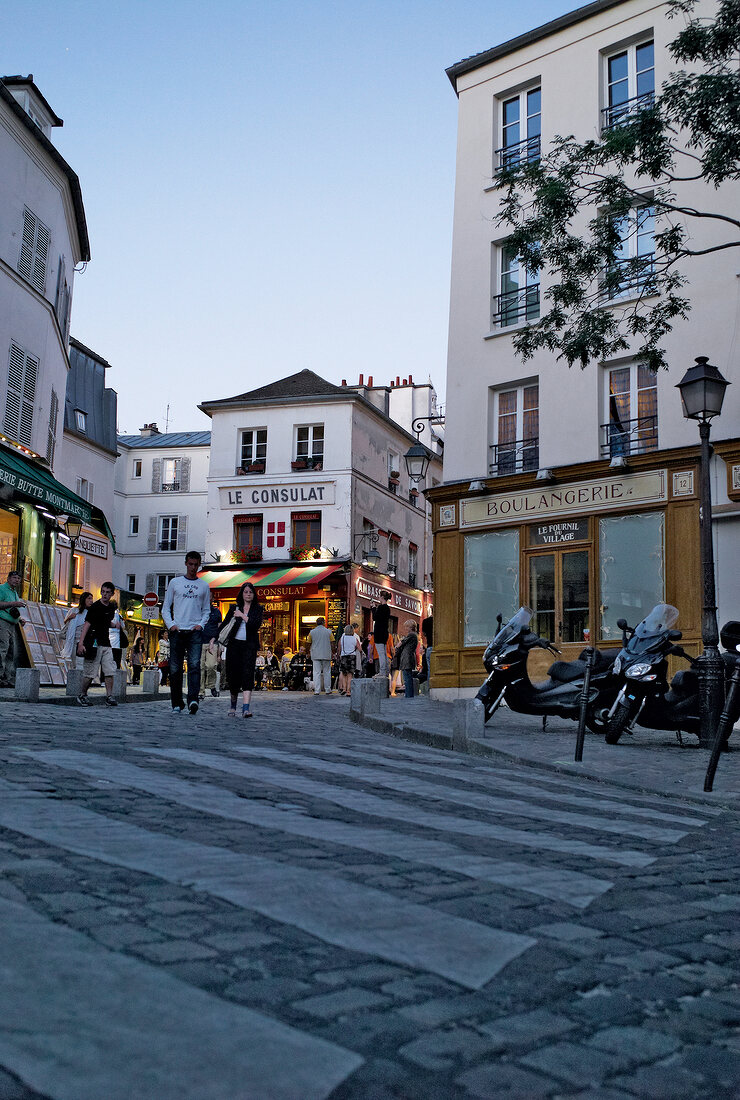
top-left (468, 479), bottom-right (487, 493)
top-left (535, 468), bottom-right (555, 483)
top-left (354, 530), bottom-right (381, 569)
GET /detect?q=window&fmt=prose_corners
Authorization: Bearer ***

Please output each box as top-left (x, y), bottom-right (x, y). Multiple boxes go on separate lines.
top-left (603, 40), bottom-right (654, 130)
top-left (74, 409), bottom-right (87, 433)
top-left (388, 537), bottom-right (399, 574)
top-left (75, 477), bottom-right (93, 504)
top-left (132, 459), bottom-right (142, 479)
top-left (599, 512), bottom-right (664, 640)
top-left (127, 574), bottom-right (136, 592)
top-left (492, 241), bottom-right (540, 327)
top-left (18, 207), bottom-right (49, 294)
top-left (47, 389), bottom-right (59, 467)
top-left (239, 428), bottom-right (267, 469)
top-left (161, 458), bottom-right (181, 492)
top-left (496, 87), bottom-right (541, 171)
top-left (605, 205), bottom-right (655, 299)
top-left (295, 425), bottom-right (324, 467)
top-left (409, 545), bottom-right (418, 588)
top-left (291, 511), bottom-right (321, 549)
top-left (603, 363), bottom-right (658, 457)
top-left (4, 342), bottom-right (37, 447)
top-left (234, 514), bottom-right (263, 556)
top-left (156, 574), bottom-right (177, 602)
top-left (464, 530), bottom-right (520, 646)
top-left (129, 515), bottom-right (140, 536)
top-left (490, 383), bottom-right (539, 475)
top-left (159, 516), bottom-right (178, 551)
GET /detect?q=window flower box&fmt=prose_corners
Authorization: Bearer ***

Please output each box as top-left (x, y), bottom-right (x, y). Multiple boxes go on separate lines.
top-left (291, 460), bottom-right (307, 470)
top-left (247, 462), bottom-right (266, 473)
top-left (231, 547), bottom-right (262, 563)
top-left (289, 545), bottom-right (320, 561)
top-left (388, 470), bottom-right (400, 481)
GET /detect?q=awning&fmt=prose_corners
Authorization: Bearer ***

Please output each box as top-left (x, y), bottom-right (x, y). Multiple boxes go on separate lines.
top-left (199, 563), bottom-right (345, 590)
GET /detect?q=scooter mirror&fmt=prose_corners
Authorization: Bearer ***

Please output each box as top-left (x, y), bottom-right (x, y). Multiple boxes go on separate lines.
top-left (616, 618), bottom-right (628, 630)
top-left (668, 630), bottom-right (682, 640)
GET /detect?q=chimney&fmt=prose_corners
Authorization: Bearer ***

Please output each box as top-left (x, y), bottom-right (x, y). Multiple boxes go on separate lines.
top-left (368, 375), bottom-right (373, 387)
top-left (341, 379), bottom-right (347, 386)
top-left (396, 376), bottom-right (400, 387)
top-left (358, 373), bottom-right (364, 386)
top-left (139, 422), bottom-right (160, 437)
top-left (408, 374), bottom-right (413, 384)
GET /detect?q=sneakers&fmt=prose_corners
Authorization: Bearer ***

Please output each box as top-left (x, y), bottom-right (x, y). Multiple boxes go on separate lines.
top-left (105, 696), bottom-right (118, 707)
top-left (76, 694), bottom-right (90, 707)
top-left (189, 701), bottom-right (199, 715)
top-left (210, 688), bottom-right (219, 697)
top-left (242, 704), bottom-right (252, 718)
top-left (171, 705), bottom-right (185, 714)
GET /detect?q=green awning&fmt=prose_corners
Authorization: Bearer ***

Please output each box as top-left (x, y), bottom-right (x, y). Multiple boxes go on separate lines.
top-left (0, 445), bottom-right (92, 522)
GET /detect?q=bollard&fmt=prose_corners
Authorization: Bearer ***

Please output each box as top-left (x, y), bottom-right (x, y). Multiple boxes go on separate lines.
top-left (575, 647), bottom-right (596, 762)
top-left (15, 668), bottom-right (40, 702)
top-left (453, 699), bottom-right (485, 752)
top-left (142, 669), bottom-right (160, 695)
top-left (111, 669), bottom-right (128, 701)
top-left (351, 678), bottom-right (386, 719)
top-left (704, 652), bottom-right (740, 792)
top-left (66, 667), bottom-right (85, 698)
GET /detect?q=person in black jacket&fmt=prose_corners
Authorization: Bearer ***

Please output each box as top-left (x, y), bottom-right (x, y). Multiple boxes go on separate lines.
top-left (200, 597), bottom-right (223, 698)
top-left (222, 583), bottom-right (263, 718)
top-left (372, 591), bottom-right (392, 680)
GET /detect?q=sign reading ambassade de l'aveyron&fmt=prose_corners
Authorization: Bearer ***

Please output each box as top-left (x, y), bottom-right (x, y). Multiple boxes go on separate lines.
top-left (460, 470), bottom-right (667, 529)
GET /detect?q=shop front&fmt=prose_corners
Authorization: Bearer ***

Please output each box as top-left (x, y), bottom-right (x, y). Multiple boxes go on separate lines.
top-left (429, 450), bottom-right (708, 697)
top-left (351, 566), bottom-right (430, 639)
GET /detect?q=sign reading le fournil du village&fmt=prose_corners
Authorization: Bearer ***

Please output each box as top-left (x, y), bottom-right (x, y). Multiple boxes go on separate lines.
top-left (460, 471), bottom-right (667, 529)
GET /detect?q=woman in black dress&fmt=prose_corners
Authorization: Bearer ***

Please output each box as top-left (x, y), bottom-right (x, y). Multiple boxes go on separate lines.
top-left (222, 582), bottom-right (263, 718)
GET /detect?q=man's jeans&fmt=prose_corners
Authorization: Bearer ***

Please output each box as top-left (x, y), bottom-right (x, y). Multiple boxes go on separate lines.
top-left (376, 642), bottom-right (389, 678)
top-left (0, 619), bottom-right (19, 685)
top-left (169, 630), bottom-right (203, 708)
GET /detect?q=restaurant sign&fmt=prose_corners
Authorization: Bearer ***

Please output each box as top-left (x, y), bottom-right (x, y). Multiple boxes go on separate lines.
top-left (356, 577), bottom-right (423, 616)
top-left (220, 481), bottom-right (336, 509)
top-left (461, 471), bottom-right (667, 529)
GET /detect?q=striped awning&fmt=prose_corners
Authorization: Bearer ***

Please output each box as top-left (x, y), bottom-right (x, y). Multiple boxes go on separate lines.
top-left (199, 563), bottom-right (344, 590)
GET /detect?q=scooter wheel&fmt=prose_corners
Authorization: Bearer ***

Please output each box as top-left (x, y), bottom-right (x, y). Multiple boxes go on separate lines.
top-left (586, 706), bottom-right (610, 735)
top-left (605, 701), bottom-right (632, 744)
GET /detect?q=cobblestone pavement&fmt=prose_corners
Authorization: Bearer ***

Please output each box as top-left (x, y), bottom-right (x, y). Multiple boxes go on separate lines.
top-left (0, 691), bottom-right (738, 1099)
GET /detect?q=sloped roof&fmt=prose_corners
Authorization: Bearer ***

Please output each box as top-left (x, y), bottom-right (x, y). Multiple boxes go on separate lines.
top-left (118, 432), bottom-right (211, 449)
top-left (203, 369), bottom-right (348, 408)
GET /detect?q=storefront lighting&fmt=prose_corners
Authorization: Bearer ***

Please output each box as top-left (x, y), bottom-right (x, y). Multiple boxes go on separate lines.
top-left (301, 615), bottom-right (321, 624)
top-left (0, 432), bottom-right (41, 460)
top-left (354, 530), bottom-right (381, 569)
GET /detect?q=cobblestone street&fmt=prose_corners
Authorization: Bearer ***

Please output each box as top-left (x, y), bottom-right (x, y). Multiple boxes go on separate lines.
top-left (0, 692), bottom-right (738, 1098)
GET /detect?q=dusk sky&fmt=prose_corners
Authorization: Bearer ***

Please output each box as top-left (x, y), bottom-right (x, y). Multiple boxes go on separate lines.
top-left (4, 1), bottom-right (564, 434)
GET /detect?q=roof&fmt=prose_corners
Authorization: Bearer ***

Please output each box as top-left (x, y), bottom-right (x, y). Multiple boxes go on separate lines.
top-left (0, 77), bottom-right (90, 261)
top-left (2, 75), bottom-right (63, 126)
top-left (117, 431), bottom-right (211, 449)
top-left (202, 369), bottom-right (348, 409)
top-left (446, 0), bottom-right (628, 90)
top-left (66, 341), bottom-right (118, 455)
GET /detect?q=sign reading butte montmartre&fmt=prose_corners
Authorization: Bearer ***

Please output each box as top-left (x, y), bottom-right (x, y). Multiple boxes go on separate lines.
top-left (460, 471), bottom-right (667, 529)
top-left (220, 481), bottom-right (336, 509)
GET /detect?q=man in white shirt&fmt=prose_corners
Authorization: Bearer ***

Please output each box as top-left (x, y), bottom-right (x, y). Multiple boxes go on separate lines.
top-left (308, 616), bottom-right (333, 695)
top-left (161, 551), bottom-right (211, 715)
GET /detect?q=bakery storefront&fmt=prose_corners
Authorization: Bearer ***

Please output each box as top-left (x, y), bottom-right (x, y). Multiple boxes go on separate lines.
top-left (428, 450), bottom-right (713, 697)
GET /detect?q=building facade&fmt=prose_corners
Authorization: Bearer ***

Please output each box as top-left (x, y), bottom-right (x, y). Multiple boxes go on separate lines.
top-left (430, 0), bottom-right (740, 697)
top-left (199, 369), bottom-right (441, 650)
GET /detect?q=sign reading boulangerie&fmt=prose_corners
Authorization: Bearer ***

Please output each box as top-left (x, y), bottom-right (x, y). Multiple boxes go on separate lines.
top-left (461, 471), bottom-right (667, 529)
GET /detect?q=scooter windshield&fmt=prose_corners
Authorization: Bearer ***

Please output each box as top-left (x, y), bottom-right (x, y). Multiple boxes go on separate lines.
top-left (627, 604), bottom-right (679, 654)
top-left (491, 607), bottom-right (533, 649)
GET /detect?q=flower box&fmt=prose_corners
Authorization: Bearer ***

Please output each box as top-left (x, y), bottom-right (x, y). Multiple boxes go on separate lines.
top-left (291, 460), bottom-right (307, 470)
top-left (288, 545), bottom-right (320, 561)
top-left (248, 462), bottom-right (265, 473)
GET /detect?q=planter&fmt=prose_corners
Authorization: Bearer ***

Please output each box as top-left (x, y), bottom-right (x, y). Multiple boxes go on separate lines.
top-left (248, 463), bottom-right (265, 473)
top-left (291, 461), bottom-right (307, 470)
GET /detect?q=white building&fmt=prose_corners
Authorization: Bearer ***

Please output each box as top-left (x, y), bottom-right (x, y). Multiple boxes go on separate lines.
top-left (429, 0), bottom-right (740, 696)
top-left (113, 425), bottom-right (211, 603)
top-left (199, 369), bottom-right (442, 651)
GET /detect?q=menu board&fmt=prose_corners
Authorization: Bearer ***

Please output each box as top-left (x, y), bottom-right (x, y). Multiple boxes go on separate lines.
top-left (326, 597), bottom-right (346, 633)
top-left (18, 602), bottom-right (69, 686)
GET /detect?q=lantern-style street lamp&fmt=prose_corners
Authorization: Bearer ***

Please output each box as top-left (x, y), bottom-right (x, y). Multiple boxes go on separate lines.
top-left (353, 530), bottom-right (381, 569)
top-left (676, 356), bottom-right (730, 748)
top-left (64, 516), bottom-right (83, 606)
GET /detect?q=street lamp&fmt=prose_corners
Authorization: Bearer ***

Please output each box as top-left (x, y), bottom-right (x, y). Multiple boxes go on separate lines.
top-left (404, 418), bottom-right (435, 484)
top-left (64, 517), bottom-right (83, 606)
top-left (353, 530), bottom-right (381, 569)
top-left (676, 356), bottom-right (731, 748)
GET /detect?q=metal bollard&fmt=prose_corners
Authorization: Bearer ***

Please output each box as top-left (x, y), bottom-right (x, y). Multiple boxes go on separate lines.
top-left (142, 669), bottom-right (160, 695)
top-left (704, 652), bottom-right (740, 792)
top-left (575, 647), bottom-right (596, 762)
top-left (15, 668), bottom-right (40, 702)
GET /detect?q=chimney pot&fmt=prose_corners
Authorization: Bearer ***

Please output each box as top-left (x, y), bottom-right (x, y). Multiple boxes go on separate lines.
top-left (368, 375), bottom-right (373, 387)
top-left (341, 379), bottom-right (347, 386)
top-left (396, 376), bottom-right (400, 387)
top-left (408, 374), bottom-right (413, 384)
top-left (359, 373), bottom-right (364, 385)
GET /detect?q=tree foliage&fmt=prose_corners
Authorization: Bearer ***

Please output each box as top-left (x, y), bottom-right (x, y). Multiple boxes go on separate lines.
top-left (495, 0), bottom-right (740, 371)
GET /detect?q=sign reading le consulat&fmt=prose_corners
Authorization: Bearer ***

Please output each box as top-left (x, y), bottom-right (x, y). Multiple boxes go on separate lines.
top-left (461, 471), bottom-right (667, 529)
top-left (220, 481), bottom-right (336, 509)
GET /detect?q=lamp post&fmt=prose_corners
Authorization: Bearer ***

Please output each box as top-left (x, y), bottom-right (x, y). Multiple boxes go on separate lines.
top-left (353, 530), bottom-right (381, 569)
top-left (64, 517), bottom-right (83, 606)
top-left (676, 356), bottom-right (730, 748)
top-left (404, 418), bottom-right (435, 484)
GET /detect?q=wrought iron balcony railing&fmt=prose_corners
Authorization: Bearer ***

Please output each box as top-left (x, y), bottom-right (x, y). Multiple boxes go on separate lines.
top-left (491, 284), bottom-right (540, 327)
top-left (494, 134), bottom-right (541, 172)
top-left (603, 253), bottom-right (655, 299)
top-left (159, 539), bottom-right (178, 552)
top-left (489, 437), bottom-right (539, 477)
top-left (601, 91), bottom-right (655, 131)
top-left (600, 414), bottom-right (658, 458)
top-left (160, 481), bottom-right (180, 492)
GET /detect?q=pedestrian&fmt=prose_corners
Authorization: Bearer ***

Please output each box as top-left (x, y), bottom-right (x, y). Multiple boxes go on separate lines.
top-left (396, 619), bottom-right (420, 698)
top-left (422, 612), bottom-right (434, 686)
top-left (365, 631), bottom-right (379, 677)
top-left (352, 622), bottom-right (363, 678)
top-left (200, 597), bottom-right (223, 699)
top-left (372, 591), bottom-right (392, 680)
top-left (75, 581), bottom-right (118, 706)
top-left (161, 550), bottom-right (211, 715)
top-left (389, 632), bottom-right (402, 696)
top-left (62, 590), bottom-right (93, 669)
top-left (337, 624), bottom-right (361, 696)
top-left (309, 616), bottom-right (333, 695)
top-left (0, 568), bottom-right (26, 687)
top-left (108, 600), bottom-right (127, 669)
top-left (130, 636), bottom-right (145, 684)
top-left (221, 582), bottom-right (263, 718)
top-left (157, 630), bottom-right (170, 685)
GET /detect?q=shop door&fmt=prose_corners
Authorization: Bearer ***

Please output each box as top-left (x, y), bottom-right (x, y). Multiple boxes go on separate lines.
top-left (528, 549), bottom-right (590, 652)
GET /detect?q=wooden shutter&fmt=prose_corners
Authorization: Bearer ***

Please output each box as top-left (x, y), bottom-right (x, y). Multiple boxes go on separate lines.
top-left (4, 342), bottom-right (37, 447)
top-left (148, 516), bottom-right (157, 552)
top-left (18, 208), bottom-right (49, 294)
top-left (180, 457), bottom-right (191, 492)
top-left (176, 515), bottom-right (188, 551)
top-left (151, 458), bottom-right (161, 493)
top-left (47, 389), bottom-right (59, 467)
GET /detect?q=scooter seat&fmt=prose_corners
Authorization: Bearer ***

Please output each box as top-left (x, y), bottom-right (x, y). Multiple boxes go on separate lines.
top-left (668, 668), bottom-right (699, 697)
top-left (548, 660), bottom-right (587, 684)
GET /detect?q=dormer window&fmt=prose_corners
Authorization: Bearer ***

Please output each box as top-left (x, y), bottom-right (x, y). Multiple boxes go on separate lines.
top-left (74, 409), bottom-right (87, 433)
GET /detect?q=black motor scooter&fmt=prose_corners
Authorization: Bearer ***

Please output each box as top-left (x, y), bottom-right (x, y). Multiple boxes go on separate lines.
top-left (476, 607), bottom-right (618, 730)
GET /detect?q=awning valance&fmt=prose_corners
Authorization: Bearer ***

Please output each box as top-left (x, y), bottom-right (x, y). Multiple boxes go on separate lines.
top-left (199, 562), bottom-right (344, 590)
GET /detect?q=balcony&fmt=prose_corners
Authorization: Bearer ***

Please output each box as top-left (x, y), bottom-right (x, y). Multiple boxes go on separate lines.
top-left (158, 540), bottom-right (178, 552)
top-left (492, 284), bottom-right (540, 328)
top-left (601, 91), bottom-right (655, 132)
top-left (408, 572), bottom-right (417, 588)
top-left (160, 481), bottom-right (180, 493)
top-left (494, 134), bottom-right (541, 173)
top-left (603, 253), bottom-right (655, 300)
top-left (600, 415), bottom-right (658, 458)
top-left (489, 437), bottom-right (539, 477)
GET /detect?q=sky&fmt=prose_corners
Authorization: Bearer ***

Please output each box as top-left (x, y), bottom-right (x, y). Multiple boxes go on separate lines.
top-left (4, 0), bottom-right (565, 435)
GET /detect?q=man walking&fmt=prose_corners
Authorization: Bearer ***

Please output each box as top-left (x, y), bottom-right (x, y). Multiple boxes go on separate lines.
top-left (76, 581), bottom-right (118, 706)
top-left (372, 590), bottom-right (392, 680)
top-left (308, 616), bottom-right (333, 695)
top-left (200, 597), bottom-right (223, 699)
top-left (162, 550), bottom-right (211, 715)
top-left (0, 569), bottom-right (26, 687)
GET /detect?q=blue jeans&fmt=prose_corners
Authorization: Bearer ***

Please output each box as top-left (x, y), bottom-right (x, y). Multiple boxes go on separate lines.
top-left (169, 629), bottom-right (203, 708)
top-left (402, 669), bottom-right (415, 698)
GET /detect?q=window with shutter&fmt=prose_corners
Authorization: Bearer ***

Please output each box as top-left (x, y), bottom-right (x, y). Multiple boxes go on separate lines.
top-left (18, 208), bottom-right (49, 295)
top-left (176, 515), bottom-right (188, 552)
top-left (180, 457), bottom-right (191, 493)
top-left (55, 256), bottom-right (71, 340)
top-left (47, 389), bottom-right (59, 467)
top-left (4, 342), bottom-right (38, 447)
top-left (148, 517), bottom-right (158, 552)
top-left (151, 458), bottom-right (162, 493)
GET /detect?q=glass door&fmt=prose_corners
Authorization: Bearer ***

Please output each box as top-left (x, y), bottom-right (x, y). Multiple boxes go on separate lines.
top-left (528, 548), bottom-right (590, 649)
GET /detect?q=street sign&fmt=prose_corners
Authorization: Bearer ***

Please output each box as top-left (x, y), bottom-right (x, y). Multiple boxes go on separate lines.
top-left (140, 604), bottom-right (160, 620)
top-left (143, 591), bottom-right (159, 607)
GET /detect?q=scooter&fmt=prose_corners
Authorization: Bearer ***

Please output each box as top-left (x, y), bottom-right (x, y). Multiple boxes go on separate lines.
top-left (476, 607), bottom-right (618, 731)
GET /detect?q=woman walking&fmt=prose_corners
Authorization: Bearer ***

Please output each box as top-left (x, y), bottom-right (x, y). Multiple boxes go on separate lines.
top-left (63, 592), bottom-right (93, 669)
top-left (396, 620), bottom-right (420, 698)
top-left (130, 636), bottom-right (145, 684)
top-left (337, 624), bottom-right (361, 696)
top-left (221, 582), bottom-right (264, 718)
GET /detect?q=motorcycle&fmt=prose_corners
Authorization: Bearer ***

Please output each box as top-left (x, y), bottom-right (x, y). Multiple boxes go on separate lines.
top-left (475, 606), bottom-right (618, 732)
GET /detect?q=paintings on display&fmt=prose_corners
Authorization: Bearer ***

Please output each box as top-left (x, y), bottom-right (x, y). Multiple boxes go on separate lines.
top-left (18, 602), bottom-right (69, 686)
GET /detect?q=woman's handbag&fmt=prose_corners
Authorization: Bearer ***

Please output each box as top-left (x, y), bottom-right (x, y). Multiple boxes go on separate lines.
top-left (218, 617), bottom-right (238, 646)
top-left (119, 625), bottom-right (130, 649)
